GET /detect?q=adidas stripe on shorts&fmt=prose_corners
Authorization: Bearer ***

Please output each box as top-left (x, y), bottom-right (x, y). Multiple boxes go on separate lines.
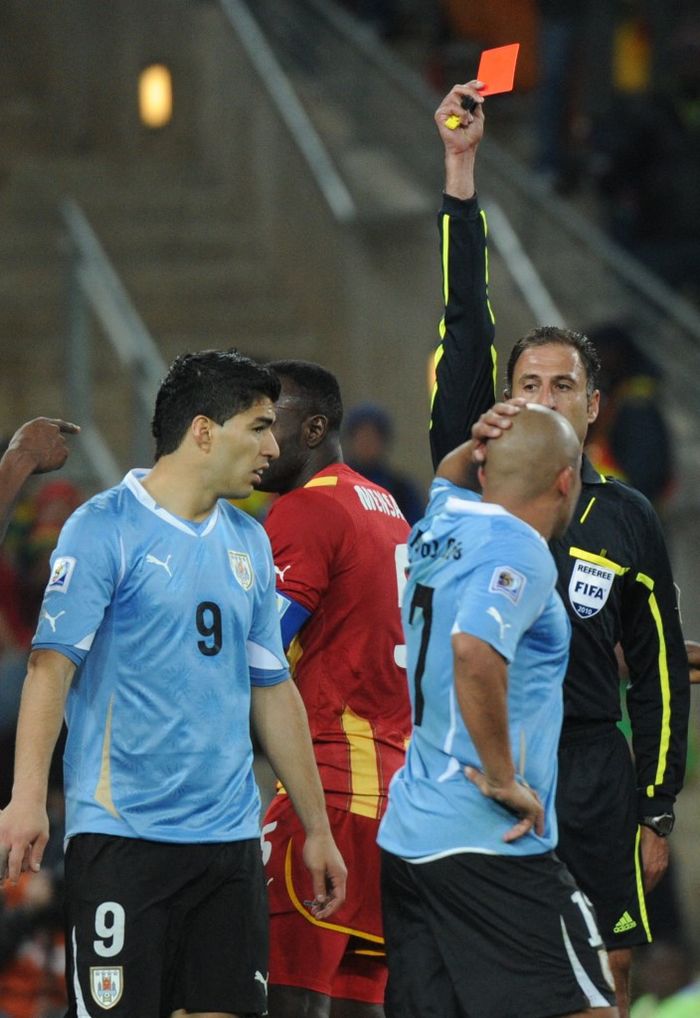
top-left (557, 723), bottom-right (652, 950)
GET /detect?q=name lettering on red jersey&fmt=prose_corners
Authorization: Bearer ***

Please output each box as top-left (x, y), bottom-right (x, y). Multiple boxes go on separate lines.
top-left (353, 485), bottom-right (404, 519)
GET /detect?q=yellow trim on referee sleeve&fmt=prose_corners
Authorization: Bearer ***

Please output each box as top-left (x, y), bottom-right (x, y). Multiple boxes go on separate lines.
top-left (284, 838), bottom-right (384, 943)
top-left (480, 209), bottom-right (496, 327)
top-left (579, 497), bottom-right (596, 524)
top-left (430, 342), bottom-right (445, 422)
top-left (635, 572), bottom-right (672, 790)
top-left (341, 707), bottom-right (381, 819)
top-left (633, 826), bottom-right (653, 942)
top-left (304, 476), bottom-right (338, 488)
top-left (441, 213), bottom-right (450, 305)
top-left (568, 547), bottom-right (629, 575)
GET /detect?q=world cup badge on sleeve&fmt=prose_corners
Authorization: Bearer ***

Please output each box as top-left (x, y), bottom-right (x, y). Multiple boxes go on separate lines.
top-left (228, 550), bottom-right (254, 590)
top-left (90, 967), bottom-right (123, 1009)
top-left (488, 565), bottom-right (526, 605)
top-left (47, 555), bottom-right (76, 594)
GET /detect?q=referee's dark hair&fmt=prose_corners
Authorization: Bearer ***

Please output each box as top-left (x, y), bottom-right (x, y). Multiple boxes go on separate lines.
top-left (152, 349), bottom-right (280, 460)
top-left (268, 360), bottom-right (344, 434)
top-left (505, 327), bottom-right (601, 399)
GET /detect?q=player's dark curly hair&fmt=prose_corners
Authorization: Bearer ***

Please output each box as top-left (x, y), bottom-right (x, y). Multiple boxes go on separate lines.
top-left (505, 326), bottom-right (601, 399)
top-left (268, 360), bottom-right (344, 433)
top-left (152, 349), bottom-right (280, 459)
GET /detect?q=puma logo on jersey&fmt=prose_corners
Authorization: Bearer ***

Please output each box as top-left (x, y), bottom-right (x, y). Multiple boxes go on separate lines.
top-left (254, 970), bottom-right (269, 994)
top-left (41, 609), bottom-right (66, 633)
top-left (146, 553), bottom-right (173, 577)
top-left (274, 564), bottom-right (291, 583)
top-left (487, 606), bottom-right (511, 642)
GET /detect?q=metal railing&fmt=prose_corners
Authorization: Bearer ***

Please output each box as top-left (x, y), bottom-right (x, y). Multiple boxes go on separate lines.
top-left (219, 0), bottom-right (356, 222)
top-left (62, 199), bottom-right (167, 487)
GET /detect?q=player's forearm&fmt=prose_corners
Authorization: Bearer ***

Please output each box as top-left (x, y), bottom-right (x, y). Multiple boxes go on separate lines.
top-left (430, 196), bottom-right (497, 468)
top-left (444, 149), bottom-right (476, 201)
top-left (11, 651), bottom-right (74, 805)
top-left (436, 440), bottom-right (481, 490)
top-left (453, 640), bottom-right (514, 786)
top-left (251, 680), bottom-right (331, 836)
top-left (0, 451), bottom-right (35, 543)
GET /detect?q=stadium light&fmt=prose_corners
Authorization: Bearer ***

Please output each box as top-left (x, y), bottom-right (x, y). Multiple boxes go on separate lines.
top-left (138, 64), bottom-right (173, 129)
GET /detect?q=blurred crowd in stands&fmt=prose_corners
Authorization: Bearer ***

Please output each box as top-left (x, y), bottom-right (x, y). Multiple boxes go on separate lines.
top-left (343, 0), bottom-right (700, 303)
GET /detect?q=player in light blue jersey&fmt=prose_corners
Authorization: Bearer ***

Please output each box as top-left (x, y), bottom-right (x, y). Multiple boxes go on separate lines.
top-left (0, 350), bottom-right (346, 1018)
top-left (379, 405), bottom-right (618, 1018)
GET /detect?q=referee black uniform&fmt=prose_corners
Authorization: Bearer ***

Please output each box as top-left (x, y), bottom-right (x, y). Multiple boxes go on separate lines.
top-left (430, 193), bottom-right (690, 950)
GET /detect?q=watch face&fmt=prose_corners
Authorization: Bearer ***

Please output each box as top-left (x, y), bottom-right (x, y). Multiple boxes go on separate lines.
top-left (644, 814), bottom-right (674, 836)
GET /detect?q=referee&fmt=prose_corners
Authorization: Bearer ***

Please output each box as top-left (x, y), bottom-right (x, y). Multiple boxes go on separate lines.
top-left (429, 82), bottom-right (689, 1018)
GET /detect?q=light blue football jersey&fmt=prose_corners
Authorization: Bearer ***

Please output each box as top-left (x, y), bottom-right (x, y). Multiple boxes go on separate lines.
top-left (32, 469), bottom-right (289, 843)
top-left (378, 478), bottom-right (571, 859)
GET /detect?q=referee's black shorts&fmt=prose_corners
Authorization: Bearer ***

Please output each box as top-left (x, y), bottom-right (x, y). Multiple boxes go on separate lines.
top-left (381, 848), bottom-right (616, 1018)
top-left (557, 722), bottom-right (652, 950)
top-left (64, 833), bottom-right (268, 1017)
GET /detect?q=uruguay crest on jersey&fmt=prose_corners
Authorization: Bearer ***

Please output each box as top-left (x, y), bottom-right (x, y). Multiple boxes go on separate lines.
top-left (568, 558), bottom-right (615, 618)
top-left (229, 550), bottom-right (254, 590)
top-left (90, 967), bottom-right (123, 1009)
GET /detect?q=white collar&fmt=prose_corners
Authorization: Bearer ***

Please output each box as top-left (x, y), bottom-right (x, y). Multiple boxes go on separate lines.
top-left (123, 469), bottom-right (220, 537)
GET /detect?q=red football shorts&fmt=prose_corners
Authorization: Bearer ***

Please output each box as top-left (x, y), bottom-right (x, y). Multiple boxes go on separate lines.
top-left (262, 795), bottom-right (387, 1004)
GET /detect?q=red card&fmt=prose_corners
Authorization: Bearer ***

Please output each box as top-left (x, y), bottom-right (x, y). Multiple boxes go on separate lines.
top-left (476, 43), bottom-right (520, 96)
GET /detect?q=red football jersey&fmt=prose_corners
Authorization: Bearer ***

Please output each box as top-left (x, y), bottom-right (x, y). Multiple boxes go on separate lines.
top-left (264, 464), bottom-right (412, 819)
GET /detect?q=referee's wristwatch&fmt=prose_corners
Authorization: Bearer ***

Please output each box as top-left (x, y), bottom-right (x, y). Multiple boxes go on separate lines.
top-left (640, 812), bottom-right (675, 837)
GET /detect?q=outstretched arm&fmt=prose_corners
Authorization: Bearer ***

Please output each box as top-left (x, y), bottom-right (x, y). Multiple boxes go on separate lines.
top-left (430, 85), bottom-right (498, 467)
top-left (0, 418), bottom-right (80, 543)
top-left (251, 679), bottom-right (347, 918)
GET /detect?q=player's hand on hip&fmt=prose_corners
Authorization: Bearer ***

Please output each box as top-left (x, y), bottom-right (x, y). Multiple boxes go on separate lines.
top-left (0, 800), bottom-right (50, 883)
top-left (465, 767), bottom-right (545, 842)
top-left (7, 417), bottom-right (80, 474)
top-left (434, 82), bottom-right (485, 153)
top-left (302, 828), bottom-right (347, 920)
top-left (640, 824), bottom-right (670, 893)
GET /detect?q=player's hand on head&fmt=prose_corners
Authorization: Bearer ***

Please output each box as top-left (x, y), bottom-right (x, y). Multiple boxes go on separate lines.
top-left (7, 417), bottom-right (80, 474)
top-left (435, 82), bottom-right (485, 153)
top-left (471, 399), bottom-right (527, 456)
top-left (464, 766), bottom-right (544, 842)
top-left (302, 828), bottom-right (347, 919)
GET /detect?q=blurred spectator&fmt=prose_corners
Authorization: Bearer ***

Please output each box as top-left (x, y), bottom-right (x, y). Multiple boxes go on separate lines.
top-left (533, 0), bottom-right (586, 186)
top-left (631, 942), bottom-right (696, 1016)
top-left (338, 0), bottom-right (400, 39)
top-left (343, 402), bottom-right (424, 523)
top-left (533, 0), bottom-right (623, 191)
top-left (649, 978), bottom-right (700, 1017)
top-left (594, 15), bottom-right (700, 296)
top-left (584, 322), bottom-right (674, 509)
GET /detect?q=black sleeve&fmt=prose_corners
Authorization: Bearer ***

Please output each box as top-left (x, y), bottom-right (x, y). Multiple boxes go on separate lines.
top-left (429, 194), bottom-right (498, 469)
top-left (620, 498), bottom-right (689, 819)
